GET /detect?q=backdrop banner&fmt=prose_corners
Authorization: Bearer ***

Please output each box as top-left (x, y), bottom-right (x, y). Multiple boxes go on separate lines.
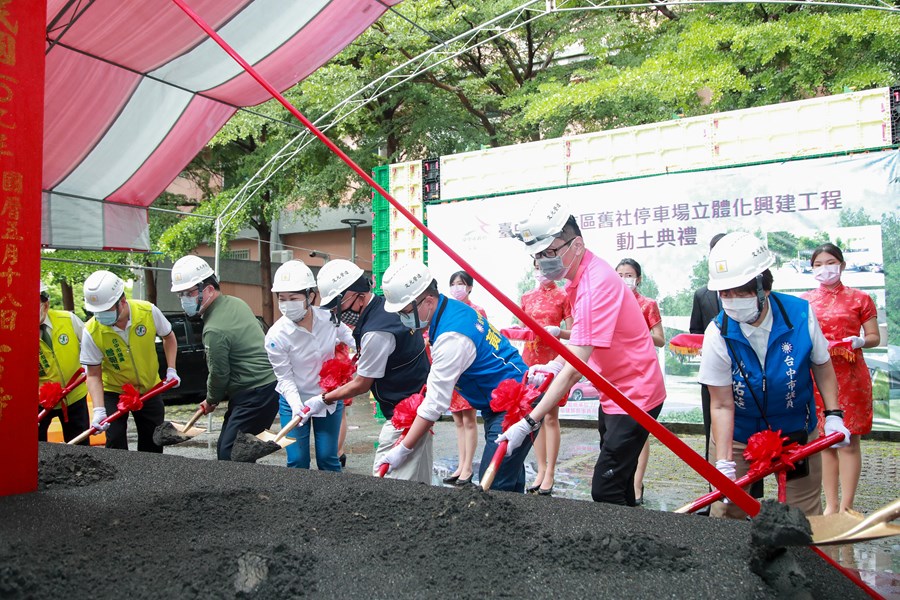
top-left (426, 150), bottom-right (900, 430)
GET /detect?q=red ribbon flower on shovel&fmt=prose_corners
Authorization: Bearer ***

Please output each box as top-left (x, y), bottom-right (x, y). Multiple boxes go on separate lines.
top-left (743, 429), bottom-right (802, 478)
top-left (319, 354), bottom-right (356, 394)
top-left (490, 378), bottom-right (541, 429)
top-left (117, 384), bottom-right (145, 413)
top-left (391, 389), bottom-right (425, 432)
top-left (39, 382), bottom-right (63, 410)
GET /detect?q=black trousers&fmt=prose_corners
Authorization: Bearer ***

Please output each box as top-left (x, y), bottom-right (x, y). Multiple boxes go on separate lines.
top-left (218, 381), bottom-right (279, 461)
top-left (103, 391), bottom-right (165, 453)
top-left (593, 404), bottom-right (663, 506)
top-left (38, 396), bottom-right (90, 445)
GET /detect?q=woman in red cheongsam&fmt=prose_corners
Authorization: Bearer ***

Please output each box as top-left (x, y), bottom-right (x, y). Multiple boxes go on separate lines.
top-left (616, 259), bottom-right (665, 505)
top-left (442, 271), bottom-right (488, 486)
top-left (802, 243), bottom-right (880, 514)
top-left (520, 270), bottom-right (573, 495)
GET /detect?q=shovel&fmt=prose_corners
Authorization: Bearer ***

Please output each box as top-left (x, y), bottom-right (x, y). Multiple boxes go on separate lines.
top-left (68, 379), bottom-right (178, 445)
top-left (38, 368), bottom-right (87, 423)
top-left (152, 407), bottom-right (207, 446)
top-left (674, 431), bottom-right (845, 514)
top-left (230, 407), bottom-right (308, 463)
top-left (481, 372), bottom-right (555, 492)
top-left (808, 498), bottom-right (900, 545)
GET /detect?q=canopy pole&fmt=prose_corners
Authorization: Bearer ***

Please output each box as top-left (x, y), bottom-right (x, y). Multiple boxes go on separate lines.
top-left (171, 0), bottom-right (758, 515)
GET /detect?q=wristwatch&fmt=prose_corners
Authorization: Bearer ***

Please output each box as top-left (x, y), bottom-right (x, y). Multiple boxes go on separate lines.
top-left (824, 409), bottom-right (844, 418)
top-left (524, 414), bottom-right (540, 431)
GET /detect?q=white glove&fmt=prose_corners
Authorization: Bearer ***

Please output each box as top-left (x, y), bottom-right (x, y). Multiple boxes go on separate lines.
top-left (165, 367), bottom-right (181, 388)
top-left (715, 459), bottom-right (737, 504)
top-left (527, 361), bottom-right (563, 386)
top-left (375, 441), bottom-right (414, 474)
top-left (299, 395), bottom-right (334, 425)
top-left (544, 325), bottom-right (561, 338)
top-left (715, 459), bottom-right (736, 481)
top-left (285, 395), bottom-right (305, 420)
top-left (842, 335), bottom-right (865, 350)
top-left (495, 418), bottom-right (535, 456)
top-left (824, 415), bottom-right (852, 448)
top-left (91, 406), bottom-right (110, 433)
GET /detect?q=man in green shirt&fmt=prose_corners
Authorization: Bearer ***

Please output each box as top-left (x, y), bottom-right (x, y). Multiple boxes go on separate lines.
top-left (170, 255), bottom-right (278, 460)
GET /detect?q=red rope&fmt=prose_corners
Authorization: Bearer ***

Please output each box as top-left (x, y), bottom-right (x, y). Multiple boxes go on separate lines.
top-left (170, 0), bottom-right (759, 517)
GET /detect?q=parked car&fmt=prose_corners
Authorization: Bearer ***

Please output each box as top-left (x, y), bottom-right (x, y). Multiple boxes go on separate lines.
top-left (569, 377), bottom-right (599, 401)
top-left (155, 312), bottom-right (268, 404)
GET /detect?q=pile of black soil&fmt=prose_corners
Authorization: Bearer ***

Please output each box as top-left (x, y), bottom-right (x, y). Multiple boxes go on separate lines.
top-left (38, 452), bottom-right (117, 490)
top-left (152, 422), bottom-right (192, 447)
top-left (230, 432), bottom-right (281, 463)
top-left (0, 444), bottom-right (870, 599)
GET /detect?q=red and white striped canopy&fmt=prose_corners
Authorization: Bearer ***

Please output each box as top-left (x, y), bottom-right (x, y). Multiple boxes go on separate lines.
top-left (43, 0), bottom-right (398, 251)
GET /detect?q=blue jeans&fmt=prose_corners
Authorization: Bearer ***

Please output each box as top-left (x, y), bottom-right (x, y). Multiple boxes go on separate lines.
top-left (479, 407), bottom-right (533, 493)
top-left (279, 395), bottom-right (343, 471)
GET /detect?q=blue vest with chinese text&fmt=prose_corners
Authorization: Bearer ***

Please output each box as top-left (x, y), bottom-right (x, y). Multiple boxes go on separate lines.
top-left (429, 295), bottom-right (526, 411)
top-left (715, 292), bottom-right (817, 444)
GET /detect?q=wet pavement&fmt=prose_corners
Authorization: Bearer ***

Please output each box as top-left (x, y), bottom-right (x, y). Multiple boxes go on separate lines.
top-left (146, 398), bottom-right (898, 597)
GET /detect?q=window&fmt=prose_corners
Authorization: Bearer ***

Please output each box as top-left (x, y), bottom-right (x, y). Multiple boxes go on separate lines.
top-left (225, 249), bottom-right (250, 260)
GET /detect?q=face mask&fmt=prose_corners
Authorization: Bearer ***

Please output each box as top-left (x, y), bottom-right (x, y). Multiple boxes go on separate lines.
top-left (399, 300), bottom-right (430, 331)
top-left (339, 309), bottom-right (360, 328)
top-left (95, 308), bottom-right (118, 326)
top-left (621, 276), bottom-right (637, 290)
top-left (534, 273), bottom-right (552, 286)
top-left (721, 297), bottom-right (761, 324)
top-left (279, 300), bottom-right (307, 322)
top-left (181, 290), bottom-right (203, 317)
top-left (536, 256), bottom-right (566, 281)
top-left (449, 284), bottom-right (469, 301)
top-left (813, 264), bottom-right (841, 286)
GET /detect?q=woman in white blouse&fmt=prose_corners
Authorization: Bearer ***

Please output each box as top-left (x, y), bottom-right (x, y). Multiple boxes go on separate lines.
top-left (264, 261), bottom-right (355, 470)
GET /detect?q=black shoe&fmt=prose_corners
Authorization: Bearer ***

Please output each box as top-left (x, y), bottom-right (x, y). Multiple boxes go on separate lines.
top-left (634, 484), bottom-right (644, 505)
top-left (442, 474), bottom-right (460, 484)
top-left (537, 486), bottom-right (553, 496)
top-left (339, 454), bottom-right (346, 468)
top-left (526, 485), bottom-right (541, 494)
top-left (454, 475), bottom-right (473, 487)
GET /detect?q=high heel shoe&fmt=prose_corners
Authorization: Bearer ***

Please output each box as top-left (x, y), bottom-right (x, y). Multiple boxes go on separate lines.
top-left (537, 485), bottom-right (553, 496)
top-left (634, 484), bottom-right (644, 506)
top-left (454, 475), bottom-right (473, 487)
top-left (442, 474), bottom-right (460, 484)
top-left (526, 485), bottom-right (541, 494)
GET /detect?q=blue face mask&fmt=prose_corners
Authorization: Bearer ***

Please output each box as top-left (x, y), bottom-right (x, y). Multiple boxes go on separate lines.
top-left (181, 290), bottom-right (203, 317)
top-left (399, 300), bottom-right (429, 331)
top-left (95, 309), bottom-right (118, 326)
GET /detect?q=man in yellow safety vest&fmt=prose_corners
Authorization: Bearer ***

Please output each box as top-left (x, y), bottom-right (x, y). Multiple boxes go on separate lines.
top-left (39, 281), bottom-right (90, 444)
top-left (80, 270), bottom-right (180, 452)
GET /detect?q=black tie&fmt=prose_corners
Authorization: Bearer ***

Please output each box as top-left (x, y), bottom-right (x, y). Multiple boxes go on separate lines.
top-left (41, 324), bottom-right (53, 348)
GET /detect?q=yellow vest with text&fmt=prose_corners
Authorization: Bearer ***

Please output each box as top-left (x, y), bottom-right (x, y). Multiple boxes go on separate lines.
top-left (86, 299), bottom-right (162, 394)
top-left (38, 309), bottom-right (88, 405)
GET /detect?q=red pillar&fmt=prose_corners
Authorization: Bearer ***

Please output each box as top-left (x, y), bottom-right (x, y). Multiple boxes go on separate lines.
top-left (0, 0), bottom-right (44, 495)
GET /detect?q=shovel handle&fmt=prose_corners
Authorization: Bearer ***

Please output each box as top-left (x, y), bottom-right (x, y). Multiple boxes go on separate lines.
top-left (479, 441), bottom-right (507, 491)
top-left (67, 409), bottom-right (126, 445)
top-left (675, 431), bottom-right (845, 514)
top-left (182, 407), bottom-right (206, 432)
top-left (273, 412), bottom-right (305, 444)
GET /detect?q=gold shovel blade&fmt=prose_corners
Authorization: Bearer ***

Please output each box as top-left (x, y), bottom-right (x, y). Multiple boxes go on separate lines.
top-left (809, 499), bottom-right (900, 545)
top-left (256, 430), bottom-right (297, 448)
top-left (171, 423), bottom-right (206, 437)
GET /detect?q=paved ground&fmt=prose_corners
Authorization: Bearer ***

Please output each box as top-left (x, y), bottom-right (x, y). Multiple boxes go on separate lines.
top-left (153, 397), bottom-right (898, 597)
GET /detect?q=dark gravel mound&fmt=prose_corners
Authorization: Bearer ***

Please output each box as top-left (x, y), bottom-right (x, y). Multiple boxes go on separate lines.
top-left (0, 443), bottom-right (871, 600)
top-left (38, 452), bottom-right (117, 490)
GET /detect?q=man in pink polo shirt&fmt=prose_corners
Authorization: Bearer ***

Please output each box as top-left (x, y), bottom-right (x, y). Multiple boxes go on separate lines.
top-left (498, 198), bottom-right (666, 505)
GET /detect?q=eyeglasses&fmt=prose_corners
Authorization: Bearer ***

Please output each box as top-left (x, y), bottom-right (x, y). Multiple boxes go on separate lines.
top-left (532, 237), bottom-right (574, 260)
top-left (176, 288), bottom-right (200, 299)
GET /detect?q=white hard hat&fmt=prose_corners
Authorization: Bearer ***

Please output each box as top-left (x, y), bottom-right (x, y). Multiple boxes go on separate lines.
top-left (40, 281), bottom-right (48, 295)
top-left (382, 260), bottom-right (433, 313)
top-left (317, 259), bottom-right (366, 308)
top-left (707, 232), bottom-right (775, 291)
top-left (171, 255), bottom-right (214, 293)
top-left (272, 260), bottom-right (316, 293)
top-left (515, 196), bottom-right (570, 254)
top-left (83, 270), bottom-right (125, 312)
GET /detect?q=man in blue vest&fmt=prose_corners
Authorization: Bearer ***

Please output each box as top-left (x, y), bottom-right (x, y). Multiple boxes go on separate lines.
top-left (375, 260), bottom-right (533, 493)
top-left (311, 259), bottom-right (432, 482)
top-left (697, 232), bottom-right (851, 518)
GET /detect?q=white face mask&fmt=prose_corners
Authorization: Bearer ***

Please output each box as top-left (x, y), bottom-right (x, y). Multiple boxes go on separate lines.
top-left (721, 297), bottom-right (761, 324)
top-left (813, 264), bottom-right (842, 286)
top-left (449, 284), bottom-right (469, 301)
top-left (621, 276), bottom-right (637, 290)
top-left (279, 299), bottom-right (307, 322)
top-left (534, 272), bottom-right (552, 286)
